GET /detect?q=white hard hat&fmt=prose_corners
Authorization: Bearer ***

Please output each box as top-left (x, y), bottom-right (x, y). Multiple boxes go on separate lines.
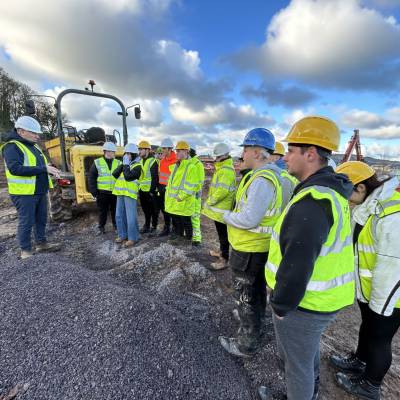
top-left (213, 143), bottom-right (230, 157)
top-left (328, 158), bottom-right (337, 169)
top-left (103, 142), bottom-right (117, 152)
top-left (160, 137), bottom-right (174, 148)
top-left (124, 143), bottom-right (138, 153)
top-left (15, 116), bottom-right (42, 134)
top-left (189, 142), bottom-right (197, 151)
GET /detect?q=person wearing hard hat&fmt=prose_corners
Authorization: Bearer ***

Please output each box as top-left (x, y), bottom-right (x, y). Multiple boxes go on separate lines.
top-left (157, 137), bottom-right (177, 237)
top-left (0, 116), bottom-right (61, 259)
top-left (189, 143), bottom-right (205, 246)
top-left (165, 141), bottom-right (197, 243)
top-left (270, 141), bottom-right (298, 206)
top-left (329, 161), bottom-right (400, 400)
top-left (138, 140), bottom-right (159, 235)
top-left (218, 128), bottom-right (284, 358)
top-left (88, 141), bottom-right (121, 235)
top-left (202, 143), bottom-right (236, 270)
top-left (112, 143), bottom-right (142, 247)
top-left (155, 147), bottom-right (163, 161)
top-left (259, 116), bottom-right (355, 400)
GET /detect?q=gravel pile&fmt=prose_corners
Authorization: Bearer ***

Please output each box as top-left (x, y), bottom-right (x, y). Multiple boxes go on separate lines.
top-left (0, 248), bottom-right (255, 400)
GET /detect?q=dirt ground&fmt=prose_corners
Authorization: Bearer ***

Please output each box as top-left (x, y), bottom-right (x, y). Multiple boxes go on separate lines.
top-left (0, 185), bottom-right (399, 400)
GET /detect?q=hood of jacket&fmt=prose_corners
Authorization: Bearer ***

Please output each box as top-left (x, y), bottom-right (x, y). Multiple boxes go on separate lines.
top-left (294, 166), bottom-right (353, 200)
top-left (353, 176), bottom-right (400, 225)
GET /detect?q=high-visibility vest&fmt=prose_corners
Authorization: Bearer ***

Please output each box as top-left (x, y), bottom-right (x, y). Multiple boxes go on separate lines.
top-left (357, 191), bottom-right (400, 310)
top-left (1, 140), bottom-right (53, 195)
top-left (139, 157), bottom-right (156, 192)
top-left (112, 162), bottom-right (140, 199)
top-left (281, 169), bottom-right (298, 187)
top-left (266, 185), bottom-right (355, 312)
top-left (190, 156), bottom-right (205, 197)
top-left (165, 159), bottom-right (197, 216)
top-left (202, 158), bottom-right (236, 223)
top-left (94, 157), bottom-right (121, 192)
top-left (159, 151), bottom-right (177, 186)
top-left (227, 168), bottom-right (283, 253)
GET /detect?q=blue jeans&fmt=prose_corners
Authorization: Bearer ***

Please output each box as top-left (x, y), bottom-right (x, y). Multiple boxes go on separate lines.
top-left (11, 194), bottom-right (48, 251)
top-left (115, 195), bottom-right (139, 241)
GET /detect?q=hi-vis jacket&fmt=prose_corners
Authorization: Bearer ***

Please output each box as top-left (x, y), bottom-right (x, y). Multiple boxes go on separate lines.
top-left (353, 177), bottom-right (400, 316)
top-left (94, 157), bottom-right (121, 192)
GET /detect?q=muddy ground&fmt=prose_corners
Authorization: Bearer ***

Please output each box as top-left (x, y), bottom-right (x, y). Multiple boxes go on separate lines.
top-left (0, 186), bottom-right (399, 400)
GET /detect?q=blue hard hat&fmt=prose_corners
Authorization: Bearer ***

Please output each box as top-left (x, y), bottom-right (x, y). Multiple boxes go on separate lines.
top-left (240, 128), bottom-right (275, 151)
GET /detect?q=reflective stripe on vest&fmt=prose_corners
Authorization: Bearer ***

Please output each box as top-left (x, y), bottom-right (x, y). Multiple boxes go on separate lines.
top-left (227, 168), bottom-right (283, 253)
top-left (139, 157), bottom-right (156, 192)
top-left (357, 192), bottom-right (400, 310)
top-left (112, 162), bottom-right (140, 199)
top-left (94, 157), bottom-right (121, 192)
top-left (1, 140), bottom-right (53, 195)
top-left (266, 185), bottom-right (355, 312)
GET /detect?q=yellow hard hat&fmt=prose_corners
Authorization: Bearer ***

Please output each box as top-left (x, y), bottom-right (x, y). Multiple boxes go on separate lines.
top-left (273, 142), bottom-right (285, 156)
top-left (284, 116), bottom-right (340, 151)
top-left (335, 161), bottom-right (375, 185)
top-left (138, 140), bottom-right (151, 149)
top-left (175, 141), bottom-right (190, 150)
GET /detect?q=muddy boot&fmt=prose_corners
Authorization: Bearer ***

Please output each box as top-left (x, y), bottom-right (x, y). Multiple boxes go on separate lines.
top-left (148, 227), bottom-right (157, 237)
top-left (35, 242), bottom-right (61, 253)
top-left (158, 226), bottom-right (170, 237)
top-left (210, 258), bottom-right (228, 271)
top-left (115, 237), bottom-right (126, 244)
top-left (330, 352), bottom-right (366, 374)
top-left (209, 249), bottom-right (221, 258)
top-left (20, 250), bottom-right (34, 260)
top-left (139, 225), bottom-right (150, 234)
top-left (257, 386), bottom-right (271, 400)
top-left (336, 372), bottom-right (380, 400)
top-left (218, 336), bottom-right (254, 358)
top-left (123, 240), bottom-right (136, 248)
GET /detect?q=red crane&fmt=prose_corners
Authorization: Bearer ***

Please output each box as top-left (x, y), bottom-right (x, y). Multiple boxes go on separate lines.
top-left (341, 129), bottom-right (364, 163)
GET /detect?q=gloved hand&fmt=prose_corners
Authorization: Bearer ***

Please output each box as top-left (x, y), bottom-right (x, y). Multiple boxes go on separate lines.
top-left (123, 154), bottom-right (130, 166)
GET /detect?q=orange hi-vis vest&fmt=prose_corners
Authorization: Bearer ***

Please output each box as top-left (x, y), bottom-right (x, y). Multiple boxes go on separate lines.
top-left (159, 151), bottom-right (177, 186)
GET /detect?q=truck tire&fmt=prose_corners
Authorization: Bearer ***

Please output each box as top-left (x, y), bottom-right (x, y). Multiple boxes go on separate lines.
top-left (48, 185), bottom-right (73, 222)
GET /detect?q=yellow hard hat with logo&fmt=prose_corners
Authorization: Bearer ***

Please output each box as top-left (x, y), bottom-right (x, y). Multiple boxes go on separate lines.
top-left (175, 141), bottom-right (190, 150)
top-left (273, 142), bottom-right (285, 156)
top-left (284, 116), bottom-right (340, 151)
top-left (335, 161), bottom-right (375, 185)
top-left (138, 140), bottom-right (151, 149)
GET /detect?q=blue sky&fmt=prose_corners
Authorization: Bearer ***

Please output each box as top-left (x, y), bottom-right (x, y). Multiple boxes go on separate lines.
top-left (1, 0), bottom-right (400, 158)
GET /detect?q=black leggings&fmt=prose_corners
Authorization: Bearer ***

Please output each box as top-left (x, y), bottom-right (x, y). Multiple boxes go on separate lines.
top-left (356, 301), bottom-right (400, 385)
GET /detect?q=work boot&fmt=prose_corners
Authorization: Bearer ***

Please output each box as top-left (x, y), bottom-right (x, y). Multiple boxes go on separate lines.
top-left (158, 226), bottom-right (170, 237)
top-left (336, 372), bottom-right (380, 400)
top-left (218, 336), bottom-right (254, 358)
top-left (330, 352), bottom-right (366, 374)
top-left (139, 225), bottom-right (150, 234)
top-left (35, 242), bottom-right (61, 253)
top-left (148, 227), bottom-right (157, 237)
top-left (123, 240), bottom-right (136, 248)
top-left (115, 237), bottom-right (126, 244)
top-left (210, 258), bottom-right (228, 271)
top-left (20, 250), bottom-right (34, 260)
top-left (192, 241), bottom-right (201, 248)
top-left (257, 386), bottom-right (271, 400)
top-left (97, 226), bottom-right (106, 235)
top-left (209, 249), bottom-right (221, 258)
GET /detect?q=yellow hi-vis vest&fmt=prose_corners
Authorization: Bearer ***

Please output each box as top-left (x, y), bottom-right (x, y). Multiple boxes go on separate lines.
top-left (139, 157), bottom-right (156, 192)
top-left (266, 185), bottom-right (355, 312)
top-left (227, 168), bottom-right (283, 253)
top-left (1, 140), bottom-right (53, 195)
top-left (357, 191), bottom-right (400, 310)
top-left (281, 169), bottom-right (299, 187)
top-left (165, 159), bottom-right (197, 216)
top-left (202, 158), bottom-right (236, 223)
top-left (94, 157), bottom-right (121, 192)
top-left (190, 156), bottom-right (205, 196)
top-left (112, 162), bottom-right (140, 199)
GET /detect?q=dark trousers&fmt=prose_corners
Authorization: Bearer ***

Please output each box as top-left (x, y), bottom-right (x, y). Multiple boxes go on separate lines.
top-left (96, 191), bottom-right (117, 228)
top-left (11, 194), bottom-right (48, 251)
top-left (156, 186), bottom-right (171, 229)
top-left (230, 249), bottom-right (268, 351)
top-left (214, 221), bottom-right (229, 260)
top-left (172, 214), bottom-right (193, 240)
top-left (139, 190), bottom-right (158, 229)
top-left (356, 301), bottom-right (400, 385)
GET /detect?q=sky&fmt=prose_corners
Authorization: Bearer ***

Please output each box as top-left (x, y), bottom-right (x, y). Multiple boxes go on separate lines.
top-left (1, 0), bottom-right (400, 158)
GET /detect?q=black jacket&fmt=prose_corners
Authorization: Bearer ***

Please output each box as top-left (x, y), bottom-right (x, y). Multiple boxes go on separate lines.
top-left (1, 130), bottom-right (49, 194)
top-left (112, 162), bottom-right (142, 183)
top-left (88, 157), bottom-right (116, 197)
top-left (270, 166), bottom-right (353, 317)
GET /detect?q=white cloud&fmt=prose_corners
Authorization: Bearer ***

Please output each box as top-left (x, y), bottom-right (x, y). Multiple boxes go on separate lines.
top-left (230, 0), bottom-right (400, 90)
top-left (341, 109), bottom-right (390, 129)
top-left (364, 142), bottom-right (400, 160)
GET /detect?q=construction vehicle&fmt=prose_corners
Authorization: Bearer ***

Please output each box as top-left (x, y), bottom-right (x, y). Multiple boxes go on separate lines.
top-left (341, 129), bottom-right (364, 163)
top-left (31, 81), bottom-right (141, 221)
